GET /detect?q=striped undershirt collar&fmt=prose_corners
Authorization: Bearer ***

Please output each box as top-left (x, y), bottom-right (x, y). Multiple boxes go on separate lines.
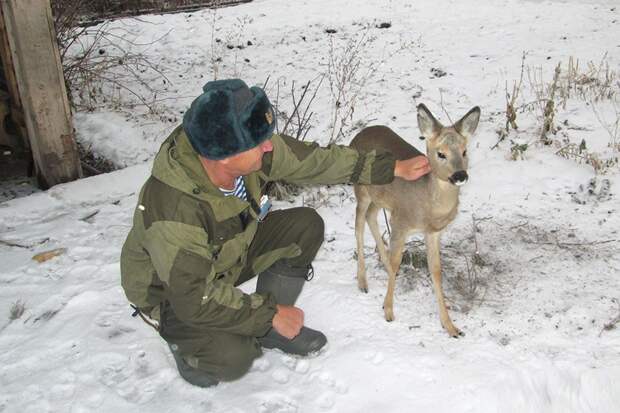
top-left (219, 176), bottom-right (248, 201)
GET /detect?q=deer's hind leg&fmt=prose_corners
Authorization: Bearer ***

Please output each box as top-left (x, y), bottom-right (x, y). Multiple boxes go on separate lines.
top-left (366, 206), bottom-right (409, 321)
top-left (354, 186), bottom-right (372, 293)
top-left (365, 204), bottom-right (391, 271)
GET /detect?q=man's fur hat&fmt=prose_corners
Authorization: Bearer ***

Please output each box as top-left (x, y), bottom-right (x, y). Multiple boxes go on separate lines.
top-left (183, 79), bottom-right (275, 160)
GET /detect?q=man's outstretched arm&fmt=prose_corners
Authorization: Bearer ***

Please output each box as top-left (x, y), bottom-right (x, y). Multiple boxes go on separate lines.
top-left (260, 134), bottom-right (429, 186)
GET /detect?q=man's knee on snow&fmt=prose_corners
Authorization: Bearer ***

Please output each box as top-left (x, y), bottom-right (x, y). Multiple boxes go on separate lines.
top-left (214, 339), bottom-right (261, 381)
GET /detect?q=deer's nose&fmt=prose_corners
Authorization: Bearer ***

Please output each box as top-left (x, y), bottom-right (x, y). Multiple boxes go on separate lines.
top-left (449, 171), bottom-right (468, 186)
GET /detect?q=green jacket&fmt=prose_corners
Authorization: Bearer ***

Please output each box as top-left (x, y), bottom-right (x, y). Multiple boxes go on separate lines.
top-left (120, 126), bottom-right (395, 337)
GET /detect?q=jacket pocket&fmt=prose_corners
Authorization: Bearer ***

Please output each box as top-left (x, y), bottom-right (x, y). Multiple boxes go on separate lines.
top-left (212, 234), bottom-right (248, 274)
top-left (212, 221), bottom-right (257, 275)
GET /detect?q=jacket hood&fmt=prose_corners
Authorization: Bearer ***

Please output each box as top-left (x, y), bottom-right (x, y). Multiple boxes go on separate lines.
top-left (150, 126), bottom-right (253, 222)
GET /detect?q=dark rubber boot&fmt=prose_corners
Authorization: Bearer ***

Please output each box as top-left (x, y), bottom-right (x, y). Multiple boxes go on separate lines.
top-left (256, 262), bottom-right (327, 355)
top-left (259, 326), bottom-right (327, 356)
top-left (168, 343), bottom-right (219, 388)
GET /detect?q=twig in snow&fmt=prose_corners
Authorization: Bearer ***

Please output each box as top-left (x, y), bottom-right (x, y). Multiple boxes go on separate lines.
top-left (80, 210), bottom-right (100, 222)
top-left (438, 88), bottom-right (454, 125)
top-left (529, 239), bottom-right (618, 248)
top-left (0, 238), bottom-right (50, 249)
top-left (9, 300), bottom-right (26, 321)
top-left (0, 239), bottom-right (29, 249)
top-left (599, 298), bottom-right (620, 337)
top-left (280, 76), bottom-right (324, 140)
top-left (80, 161), bottom-right (102, 176)
top-left (509, 221), bottom-right (530, 230)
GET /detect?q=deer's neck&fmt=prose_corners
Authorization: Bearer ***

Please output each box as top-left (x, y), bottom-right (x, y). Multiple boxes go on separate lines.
top-left (428, 173), bottom-right (460, 217)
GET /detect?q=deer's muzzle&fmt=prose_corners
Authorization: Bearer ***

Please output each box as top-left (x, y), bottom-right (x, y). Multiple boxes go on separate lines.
top-left (449, 171), bottom-right (468, 186)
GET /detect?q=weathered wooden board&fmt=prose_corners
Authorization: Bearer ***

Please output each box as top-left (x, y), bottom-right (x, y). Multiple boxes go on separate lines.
top-left (1, 0), bottom-right (81, 188)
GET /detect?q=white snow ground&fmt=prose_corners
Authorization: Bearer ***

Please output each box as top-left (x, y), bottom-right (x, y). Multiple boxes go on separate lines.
top-left (1, 0), bottom-right (620, 412)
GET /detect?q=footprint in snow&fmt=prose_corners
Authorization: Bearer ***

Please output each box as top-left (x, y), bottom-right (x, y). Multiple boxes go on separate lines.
top-left (363, 350), bottom-right (385, 365)
top-left (271, 368), bottom-right (291, 384)
top-left (274, 354), bottom-right (311, 375)
top-left (264, 353), bottom-right (347, 410)
top-left (50, 383), bottom-right (75, 400)
top-left (294, 359), bottom-right (310, 374)
top-left (106, 325), bottom-right (136, 339)
top-left (67, 264), bottom-right (99, 280)
top-left (315, 392), bottom-right (336, 410)
top-left (309, 370), bottom-right (349, 395)
top-left (98, 351), bottom-right (165, 404)
top-left (257, 394), bottom-right (298, 413)
top-left (251, 357), bottom-right (271, 372)
top-left (68, 246), bottom-right (96, 260)
top-left (280, 354), bottom-right (297, 370)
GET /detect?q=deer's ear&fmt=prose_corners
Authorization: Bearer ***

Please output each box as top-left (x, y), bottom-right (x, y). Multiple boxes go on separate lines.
top-left (417, 103), bottom-right (442, 139)
top-left (454, 106), bottom-right (480, 139)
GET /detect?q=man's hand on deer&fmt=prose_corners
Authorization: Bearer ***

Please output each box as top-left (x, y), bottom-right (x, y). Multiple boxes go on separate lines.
top-left (394, 156), bottom-right (431, 181)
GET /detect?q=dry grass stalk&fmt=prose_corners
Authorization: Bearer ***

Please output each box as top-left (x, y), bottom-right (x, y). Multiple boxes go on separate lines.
top-left (326, 26), bottom-right (418, 144)
top-left (54, 0), bottom-right (170, 112)
top-left (556, 143), bottom-right (610, 174)
top-left (327, 26), bottom-right (377, 144)
top-left (560, 54), bottom-right (617, 105)
top-left (279, 77), bottom-right (324, 140)
top-left (599, 298), bottom-right (620, 337)
top-left (591, 97), bottom-right (620, 152)
top-left (263, 76), bottom-right (324, 201)
top-left (500, 54), bottom-right (619, 171)
top-left (9, 300), bottom-right (26, 321)
top-left (505, 52), bottom-right (526, 132)
top-left (540, 63), bottom-right (561, 144)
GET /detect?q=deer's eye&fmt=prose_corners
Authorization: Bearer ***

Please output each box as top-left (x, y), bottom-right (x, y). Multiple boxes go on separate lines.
top-left (437, 152), bottom-right (447, 159)
top-left (463, 150), bottom-right (467, 157)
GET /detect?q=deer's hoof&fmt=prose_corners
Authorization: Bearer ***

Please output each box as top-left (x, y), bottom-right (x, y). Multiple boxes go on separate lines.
top-left (445, 325), bottom-right (464, 338)
top-left (357, 279), bottom-right (368, 293)
top-left (384, 308), bottom-right (395, 322)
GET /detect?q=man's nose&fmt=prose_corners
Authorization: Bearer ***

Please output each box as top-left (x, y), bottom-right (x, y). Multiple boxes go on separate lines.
top-left (261, 139), bottom-right (273, 153)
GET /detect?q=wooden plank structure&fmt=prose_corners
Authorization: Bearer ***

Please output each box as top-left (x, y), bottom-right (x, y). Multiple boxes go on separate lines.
top-left (0, 0), bottom-right (81, 189)
top-left (78, 0), bottom-right (252, 27)
top-left (79, 0), bottom-right (251, 21)
top-left (0, 0), bottom-right (27, 162)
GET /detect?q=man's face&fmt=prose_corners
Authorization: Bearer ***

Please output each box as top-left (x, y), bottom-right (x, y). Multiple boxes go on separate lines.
top-left (221, 139), bottom-right (274, 176)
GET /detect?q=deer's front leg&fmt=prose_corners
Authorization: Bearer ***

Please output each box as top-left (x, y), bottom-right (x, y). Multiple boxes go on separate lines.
top-left (425, 232), bottom-right (463, 337)
top-left (383, 230), bottom-right (407, 322)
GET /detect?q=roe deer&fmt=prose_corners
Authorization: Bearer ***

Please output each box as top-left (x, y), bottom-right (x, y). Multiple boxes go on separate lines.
top-left (350, 103), bottom-right (480, 337)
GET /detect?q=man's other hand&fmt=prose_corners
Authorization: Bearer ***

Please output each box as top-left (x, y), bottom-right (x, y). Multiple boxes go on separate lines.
top-left (272, 304), bottom-right (304, 339)
top-left (394, 155), bottom-right (431, 181)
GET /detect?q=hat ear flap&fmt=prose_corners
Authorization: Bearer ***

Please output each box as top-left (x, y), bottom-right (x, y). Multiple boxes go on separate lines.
top-left (242, 87), bottom-right (275, 144)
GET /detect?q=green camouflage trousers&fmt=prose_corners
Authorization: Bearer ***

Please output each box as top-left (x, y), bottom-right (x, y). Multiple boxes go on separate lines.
top-left (159, 207), bottom-right (324, 381)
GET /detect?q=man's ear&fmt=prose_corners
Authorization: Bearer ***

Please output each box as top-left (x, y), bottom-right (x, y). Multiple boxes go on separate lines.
top-left (417, 103), bottom-right (443, 139)
top-left (454, 106), bottom-right (481, 139)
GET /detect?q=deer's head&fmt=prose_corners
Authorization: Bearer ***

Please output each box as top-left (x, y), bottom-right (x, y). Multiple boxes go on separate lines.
top-left (417, 104), bottom-right (480, 186)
